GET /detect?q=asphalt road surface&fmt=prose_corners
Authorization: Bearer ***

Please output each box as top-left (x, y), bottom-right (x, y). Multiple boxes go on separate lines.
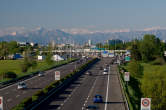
top-left (0, 59), bottom-right (89, 110)
top-left (37, 58), bottom-right (126, 110)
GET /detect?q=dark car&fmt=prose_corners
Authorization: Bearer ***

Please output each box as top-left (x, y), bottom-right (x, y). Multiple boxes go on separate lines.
top-left (93, 95), bottom-right (103, 103)
top-left (86, 105), bottom-right (98, 110)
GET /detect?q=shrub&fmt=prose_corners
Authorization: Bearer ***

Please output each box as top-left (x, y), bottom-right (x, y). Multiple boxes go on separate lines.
top-left (3, 71), bottom-right (17, 78)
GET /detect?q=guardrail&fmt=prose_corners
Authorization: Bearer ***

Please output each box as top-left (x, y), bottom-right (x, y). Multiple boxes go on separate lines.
top-left (118, 65), bottom-right (134, 110)
top-left (117, 65), bottom-right (130, 110)
top-left (0, 59), bottom-right (77, 89)
top-left (12, 58), bottom-right (99, 110)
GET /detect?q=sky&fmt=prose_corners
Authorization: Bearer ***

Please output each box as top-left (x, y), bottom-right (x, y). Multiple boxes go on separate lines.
top-left (0, 0), bottom-right (166, 31)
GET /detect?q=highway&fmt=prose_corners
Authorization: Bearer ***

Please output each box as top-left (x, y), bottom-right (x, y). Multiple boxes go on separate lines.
top-left (37, 58), bottom-right (126, 110)
top-left (0, 59), bottom-right (89, 110)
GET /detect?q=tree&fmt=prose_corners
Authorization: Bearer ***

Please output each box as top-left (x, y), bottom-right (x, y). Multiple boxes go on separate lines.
top-left (140, 34), bottom-right (162, 62)
top-left (45, 52), bottom-right (54, 65)
top-left (131, 40), bottom-right (141, 61)
top-left (0, 42), bottom-right (9, 59)
top-left (21, 50), bottom-right (37, 72)
top-left (127, 60), bottom-right (143, 78)
top-left (8, 41), bottom-right (20, 54)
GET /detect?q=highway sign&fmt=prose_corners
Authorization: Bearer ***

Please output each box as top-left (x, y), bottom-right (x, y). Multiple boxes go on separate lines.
top-left (0, 97), bottom-right (3, 110)
top-left (164, 51), bottom-right (166, 56)
top-left (125, 56), bottom-right (130, 61)
top-left (124, 72), bottom-right (130, 81)
top-left (141, 98), bottom-right (151, 110)
top-left (55, 71), bottom-right (60, 80)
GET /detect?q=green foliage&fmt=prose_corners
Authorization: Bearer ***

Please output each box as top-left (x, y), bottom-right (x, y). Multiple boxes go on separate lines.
top-left (140, 34), bottom-right (162, 62)
top-left (127, 60), bottom-right (143, 78)
top-left (131, 40), bottom-right (141, 61)
top-left (150, 56), bottom-right (165, 65)
top-left (21, 51), bottom-right (37, 72)
top-left (141, 65), bottom-right (166, 110)
top-left (45, 52), bottom-right (54, 65)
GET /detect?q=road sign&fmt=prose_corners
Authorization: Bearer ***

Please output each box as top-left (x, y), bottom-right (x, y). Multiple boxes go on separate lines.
top-left (0, 97), bottom-right (3, 110)
top-left (141, 98), bottom-right (151, 110)
top-left (124, 72), bottom-right (130, 81)
top-left (55, 71), bottom-right (60, 80)
top-left (125, 56), bottom-right (130, 61)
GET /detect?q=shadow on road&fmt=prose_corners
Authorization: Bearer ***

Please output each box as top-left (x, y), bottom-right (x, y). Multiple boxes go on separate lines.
top-left (102, 101), bottom-right (125, 104)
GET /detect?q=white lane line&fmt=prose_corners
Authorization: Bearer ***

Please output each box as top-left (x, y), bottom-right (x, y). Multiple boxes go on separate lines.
top-left (83, 73), bottom-right (99, 108)
top-left (104, 66), bottom-right (110, 110)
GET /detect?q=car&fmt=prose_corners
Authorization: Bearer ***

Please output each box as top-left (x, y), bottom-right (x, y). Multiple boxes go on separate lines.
top-left (103, 68), bottom-right (108, 75)
top-left (93, 95), bottom-right (103, 103)
top-left (17, 82), bottom-right (27, 89)
top-left (86, 105), bottom-right (98, 110)
top-left (86, 71), bottom-right (92, 76)
top-left (38, 71), bottom-right (44, 77)
top-left (103, 70), bottom-right (108, 75)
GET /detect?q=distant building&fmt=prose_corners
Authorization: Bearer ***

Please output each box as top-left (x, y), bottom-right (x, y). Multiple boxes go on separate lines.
top-left (107, 39), bottom-right (123, 45)
top-left (38, 55), bottom-right (45, 60)
top-left (88, 40), bottom-right (92, 46)
top-left (17, 42), bottom-right (30, 47)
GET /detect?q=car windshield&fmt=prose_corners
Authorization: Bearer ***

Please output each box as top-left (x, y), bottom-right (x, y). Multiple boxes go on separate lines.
top-left (19, 82), bottom-right (25, 86)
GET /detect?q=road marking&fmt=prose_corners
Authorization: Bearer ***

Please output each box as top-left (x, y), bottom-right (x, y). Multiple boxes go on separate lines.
top-left (104, 66), bottom-right (110, 110)
top-left (7, 98), bottom-right (12, 102)
top-left (83, 71), bottom-right (99, 108)
top-left (5, 92), bottom-right (9, 95)
top-left (16, 95), bottom-right (20, 98)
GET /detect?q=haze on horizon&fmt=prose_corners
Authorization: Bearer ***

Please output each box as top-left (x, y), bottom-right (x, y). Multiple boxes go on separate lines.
top-left (0, 0), bottom-right (166, 31)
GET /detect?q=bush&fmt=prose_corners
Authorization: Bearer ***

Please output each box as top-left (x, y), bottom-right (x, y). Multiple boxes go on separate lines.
top-left (3, 71), bottom-right (17, 78)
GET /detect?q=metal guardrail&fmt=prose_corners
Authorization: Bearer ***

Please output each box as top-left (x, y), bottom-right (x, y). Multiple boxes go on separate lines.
top-left (117, 65), bottom-right (130, 110)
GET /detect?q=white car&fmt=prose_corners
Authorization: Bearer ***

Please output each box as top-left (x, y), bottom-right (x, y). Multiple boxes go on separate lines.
top-left (38, 71), bottom-right (44, 77)
top-left (86, 71), bottom-right (92, 75)
top-left (17, 82), bottom-right (27, 89)
top-left (103, 68), bottom-right (108, 75)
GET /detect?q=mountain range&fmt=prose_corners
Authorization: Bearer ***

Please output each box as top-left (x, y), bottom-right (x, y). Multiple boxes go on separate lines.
top-left (0, 27), bottom-right (166, 45)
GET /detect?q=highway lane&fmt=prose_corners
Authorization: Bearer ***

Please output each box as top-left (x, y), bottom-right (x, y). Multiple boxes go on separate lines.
top-left (106, 65), bottom-right (125, 110)
top-left (0, 59), bottom-right (89, 110)
top-left (37, 57), bottom-right (126, 110)
top-left (37, 58), bottom-right (111, 110)
top-left (84, 64), bottom-right (126, 110)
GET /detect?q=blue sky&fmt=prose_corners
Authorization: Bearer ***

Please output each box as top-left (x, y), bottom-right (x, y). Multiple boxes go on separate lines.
top-left (0, 0), bottom-right (166, 31)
